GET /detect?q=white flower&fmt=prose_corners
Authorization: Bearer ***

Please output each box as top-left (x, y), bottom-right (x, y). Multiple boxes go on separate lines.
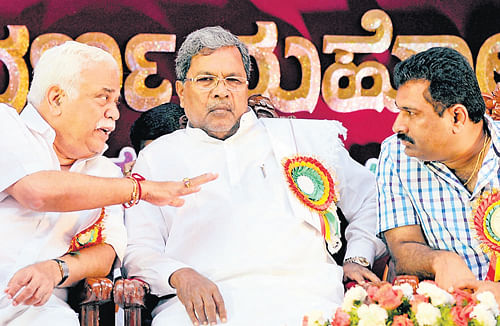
top-left (342, 285), bottom-right (367, 312)
top-left (415, 302), bottom-right (441, 326)
top-left (476, 291), bottom-right (500, 316)
top-left (393, 283), bottom-right (413, 300)
top-left (357, 303), bottom-right (388, 326)
top-left (416, 281), bottom-right (454, 306)
top-left (303, 310), bottom-right (325, 326)
top-left (471, 303), bottom-right (497, 326)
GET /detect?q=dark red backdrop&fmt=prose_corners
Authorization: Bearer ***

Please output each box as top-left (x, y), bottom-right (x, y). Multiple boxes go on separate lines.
top-left (1, 0), bottom-right (499, 158)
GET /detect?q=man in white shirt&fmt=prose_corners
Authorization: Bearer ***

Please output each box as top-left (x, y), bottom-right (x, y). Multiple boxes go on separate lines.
top-left (123, 26), bottom-right (386, 326)
top-left (0, 41), bottom-right (215, 325)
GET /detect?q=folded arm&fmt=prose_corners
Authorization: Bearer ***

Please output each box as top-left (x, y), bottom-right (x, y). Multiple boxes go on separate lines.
top-left (384, 225), bottom-right (475, 290)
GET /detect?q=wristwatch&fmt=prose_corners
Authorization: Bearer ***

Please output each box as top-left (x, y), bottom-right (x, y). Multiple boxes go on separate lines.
top-left (52, 258), bottom-right (69, 287)
top-left (344, 256), bottom-right (370, 267)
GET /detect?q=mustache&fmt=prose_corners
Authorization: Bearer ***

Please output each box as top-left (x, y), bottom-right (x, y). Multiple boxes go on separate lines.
top-left (208, 101), bottom-right (232, 111)
top-left (397, 133), bottom-right (415, 144)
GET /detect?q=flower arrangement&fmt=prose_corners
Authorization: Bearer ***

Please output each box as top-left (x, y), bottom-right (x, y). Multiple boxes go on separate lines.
top-left (303, 280), bottom-right (500, 326)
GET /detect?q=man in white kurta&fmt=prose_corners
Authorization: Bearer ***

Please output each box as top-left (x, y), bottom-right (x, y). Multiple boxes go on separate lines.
top-left (123, 24), bottom-right (384, 326)
top-left (0, 103), bottom-right (127, 325)
top-left (124, 110), bottom-right (385, 325)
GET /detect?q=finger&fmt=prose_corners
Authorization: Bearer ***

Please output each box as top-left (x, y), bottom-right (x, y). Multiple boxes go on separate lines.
top-left (202, 294), bottom-right (218, 325)
top-left (213, 291), bottom-right (227, 323)
top-left (349, 272), bottom-right (366, 284)
top-left (34, 289), bottom-right (52, 307)
top-left (5, 271), bottom-right (30, 299)
top-left (363, 270), bottom-right (381, 283)
top-left (24, 286), bottom-right (43, 306)
top-left (193, 297), bottom-right (208, 325)
top-left (184, 301), bottom-right (200, 326)
top-left (12, 282), bottom-right (38, 306)
top-left (189, 173), bottom-right (218, 188)
top-left (454, 279), bottom-right (479, 291)
top-left (166, 197), bottom-right (186, 207)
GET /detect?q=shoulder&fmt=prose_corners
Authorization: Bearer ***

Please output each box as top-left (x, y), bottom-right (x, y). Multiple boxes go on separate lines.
top-left (84, 155), bottom-right (123, 177)
top-left (380, 134), bottom-right (402, 159)
top-left (0, 104), bottom-right (24, 127)
top-left (262, 118), bottom-right (347, 142)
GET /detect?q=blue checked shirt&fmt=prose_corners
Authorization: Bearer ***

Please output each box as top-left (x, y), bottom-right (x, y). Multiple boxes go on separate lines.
top-left (377, 116), bottom-right (500, 280)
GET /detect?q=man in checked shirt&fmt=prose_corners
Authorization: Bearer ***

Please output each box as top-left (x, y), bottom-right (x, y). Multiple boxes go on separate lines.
top-left (377, 47), bottom-right (499, 295)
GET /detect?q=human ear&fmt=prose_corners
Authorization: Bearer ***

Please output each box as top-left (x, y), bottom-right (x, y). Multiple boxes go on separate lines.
top-left (46, 86), bottom-right (64, 116)
top-left (176, 80), bottom-right (185, 108)
top-left (448, 104), bottom-right (468, 133)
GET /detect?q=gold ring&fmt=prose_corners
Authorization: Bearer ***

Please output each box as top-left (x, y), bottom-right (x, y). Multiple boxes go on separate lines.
top-left (182, 177), bottom-right (191, 188)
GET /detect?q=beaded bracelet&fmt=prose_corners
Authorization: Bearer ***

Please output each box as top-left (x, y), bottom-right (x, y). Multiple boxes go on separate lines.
top-left (123, 173), bottom-right (145, 208)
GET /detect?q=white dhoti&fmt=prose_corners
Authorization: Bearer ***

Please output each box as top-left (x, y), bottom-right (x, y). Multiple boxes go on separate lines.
top-left (153, 265), bottom-right (343, 326)
top-left (0, 294), bottom-right (79, 326)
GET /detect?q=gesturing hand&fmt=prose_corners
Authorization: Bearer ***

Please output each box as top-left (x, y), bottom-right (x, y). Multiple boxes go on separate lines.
top-left (170, 268), bottom-right (227, 325)
top-left (142, 173), bottom-right (218, 207)
top-left (343, 262), bottom-right (380, 283)
top-left (4, 260), bottom-right (61, 307)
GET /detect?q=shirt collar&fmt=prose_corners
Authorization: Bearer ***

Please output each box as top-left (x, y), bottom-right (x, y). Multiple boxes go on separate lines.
top-left (485, 115), bottom-right (500, 156)
top-left (185, 108), bottom-right (258, 143)
top-left (20, 103), bottom-right (56, 145)
top-left (20, 103), bottom-right (107, 168)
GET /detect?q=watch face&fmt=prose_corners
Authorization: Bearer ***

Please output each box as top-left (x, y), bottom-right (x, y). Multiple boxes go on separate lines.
top-left (345, 256), bottom-right (370, 267)
top-left (358, 257), bottom-right (370, 267)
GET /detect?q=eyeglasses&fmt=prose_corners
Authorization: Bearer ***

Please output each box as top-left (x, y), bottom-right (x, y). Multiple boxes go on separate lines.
top-left (185, 74), bottom-right (248, 91)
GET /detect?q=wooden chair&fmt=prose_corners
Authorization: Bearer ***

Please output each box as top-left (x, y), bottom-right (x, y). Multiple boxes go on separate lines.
top-left (68, 277), bottom-right (115, 326)
top-left (114, 278), bottom-right (153, 326)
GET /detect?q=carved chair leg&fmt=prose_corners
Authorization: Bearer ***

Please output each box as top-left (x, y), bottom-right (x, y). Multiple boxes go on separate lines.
top-left (80, 304), bottom-right (99, 326)
top-left (124, 306), bottom-right (142, 326)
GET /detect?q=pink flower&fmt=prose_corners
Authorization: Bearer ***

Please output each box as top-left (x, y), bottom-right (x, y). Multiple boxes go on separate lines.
top-left (452, 289), bottom-right (475, 307)
top-left (373, 283), bottom-right (404, 310)
top-left (392, 314), bottom-right (414, 326)
top-left (410, 294), bottom-right (429, 312)
top-left (366, 283), bottom-right (380, 303)
top-left (451, 305), bottom-right (472, 326)
top-left (331, 307), bottom-right (350, 326)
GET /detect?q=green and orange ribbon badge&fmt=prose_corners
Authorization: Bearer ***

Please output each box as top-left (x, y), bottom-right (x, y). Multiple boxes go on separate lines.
top-left (68, 208), bottom-right (106, 253)
top-left (471, 190), bottom-right (500, 281)
top-left (283, 155), bottom-right (341, 254)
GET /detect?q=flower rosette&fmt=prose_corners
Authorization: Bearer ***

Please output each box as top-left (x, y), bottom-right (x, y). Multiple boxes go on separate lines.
top-left (471, 190), bottom-right (500, 281)
top-left (283, 155), bottom-right (341, 254)
top-left (68, 207), bottom-right (106, 253)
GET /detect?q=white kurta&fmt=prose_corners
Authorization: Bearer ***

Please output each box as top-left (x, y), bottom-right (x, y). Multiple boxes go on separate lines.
top-left (0, 104), bottom-right (127, 325)
top-left (124, 110), bottom-right (384, 325)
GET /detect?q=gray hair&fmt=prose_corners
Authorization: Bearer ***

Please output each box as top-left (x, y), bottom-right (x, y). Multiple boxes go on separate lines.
top-left (27, 41), bottom-right (118, 107)
top-left (175, 26), bottom-right (251, 81)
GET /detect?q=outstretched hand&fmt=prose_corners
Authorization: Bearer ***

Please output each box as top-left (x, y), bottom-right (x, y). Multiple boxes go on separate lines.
top-left (170, 268), bottom-right (227, 325)
top-left (4, 260), bottom-right (61, 307)
top-left (141, 173), bottom-right (218, 207)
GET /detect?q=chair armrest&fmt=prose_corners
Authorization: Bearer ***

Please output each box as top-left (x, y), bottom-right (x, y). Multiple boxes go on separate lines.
top-left (80, 277), bottom-right (114, 305)
top-left (114, 278), bottom-right (150, 308)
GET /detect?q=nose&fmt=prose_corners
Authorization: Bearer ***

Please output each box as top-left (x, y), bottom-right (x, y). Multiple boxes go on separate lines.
top-left (105, 102), bottom-right (120, 121)
top-left (392, 111), bottom-right (408, 134)
top-left (211, 78), bottom-right (230, 98)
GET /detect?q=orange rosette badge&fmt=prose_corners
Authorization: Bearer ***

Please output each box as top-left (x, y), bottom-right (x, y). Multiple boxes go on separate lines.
top-left (471, 190), bottom-right (500, 281)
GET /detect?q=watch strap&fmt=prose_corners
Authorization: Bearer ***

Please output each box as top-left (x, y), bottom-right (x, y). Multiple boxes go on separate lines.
top-left (344, 256), bottom-right (370, 267)
top-left (52, 258), bottom-right (69, 286)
